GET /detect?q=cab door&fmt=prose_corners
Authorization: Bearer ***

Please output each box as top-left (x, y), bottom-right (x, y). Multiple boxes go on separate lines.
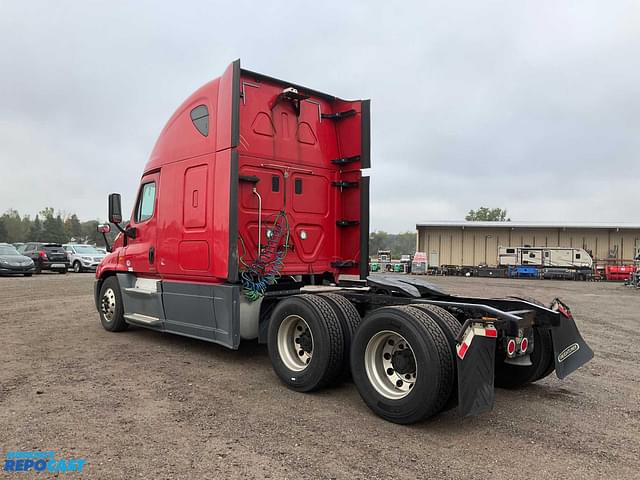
top-left (125, 172), bottom-right (159, 276)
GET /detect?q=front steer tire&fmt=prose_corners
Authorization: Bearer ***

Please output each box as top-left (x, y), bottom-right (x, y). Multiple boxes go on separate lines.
top-left (350, 306), bottom-right (454, 424)
top-left (268, 294), bottom-right (344, 392)
top-left (98, 276), bottom-right (128, 332)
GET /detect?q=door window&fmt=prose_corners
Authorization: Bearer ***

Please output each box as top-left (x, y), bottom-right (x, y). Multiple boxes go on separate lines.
top-left (135, 182), bottom-right (156, 223)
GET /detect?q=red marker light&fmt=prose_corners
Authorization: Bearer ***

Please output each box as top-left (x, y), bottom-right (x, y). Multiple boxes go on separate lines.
top-left (520, 337), bottom-right (529, 353)
top-left (484, 328), bottom-right (497, 338)
top-left (507, 339), bottom-right (516, 355)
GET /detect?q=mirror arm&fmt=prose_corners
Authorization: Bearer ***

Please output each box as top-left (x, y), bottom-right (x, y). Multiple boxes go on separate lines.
top-left (113, 222), bottom-right (127, 235)
top-left (111, 221), bottom-right (136, 239)
top-left (101, 232), bottom-right (112, 253)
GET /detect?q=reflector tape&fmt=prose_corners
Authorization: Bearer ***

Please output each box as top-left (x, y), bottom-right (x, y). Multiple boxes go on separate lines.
top-left (456, 327), bottom-right (474, 360)
top-left (456, 323), bottom-right (497, 360)
top-left (457, 342), bottom-right (469, 360)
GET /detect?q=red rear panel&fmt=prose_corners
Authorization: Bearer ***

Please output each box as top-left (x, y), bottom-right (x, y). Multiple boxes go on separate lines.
top-left (236, 70), bottom-right (369, 280)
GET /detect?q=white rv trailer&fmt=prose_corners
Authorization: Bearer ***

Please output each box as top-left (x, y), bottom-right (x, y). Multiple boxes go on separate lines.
top-left (498, 246), bottom-right (593, 269)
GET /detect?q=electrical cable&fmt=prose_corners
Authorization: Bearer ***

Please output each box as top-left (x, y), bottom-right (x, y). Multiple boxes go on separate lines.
top-left (240, 210), bottom-right (290, 302)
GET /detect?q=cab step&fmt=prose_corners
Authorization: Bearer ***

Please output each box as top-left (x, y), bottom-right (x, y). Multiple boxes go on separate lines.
top-left (124, 313), bottom-right (162, 326)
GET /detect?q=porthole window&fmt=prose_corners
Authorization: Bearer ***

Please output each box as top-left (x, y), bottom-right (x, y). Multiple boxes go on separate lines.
top-left (190, 105), bottom-right (209, 136)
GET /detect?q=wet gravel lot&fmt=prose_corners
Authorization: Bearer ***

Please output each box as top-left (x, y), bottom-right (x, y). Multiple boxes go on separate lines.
top-left (1, 273), bottom-right (639, 479)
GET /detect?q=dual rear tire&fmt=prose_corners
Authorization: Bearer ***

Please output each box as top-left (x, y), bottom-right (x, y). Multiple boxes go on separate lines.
top-left (350, 305), bottom-right (457, 424)
top-left (267, 294), bottom-right (346, 392)
top-left (268, 296), bottom-right (460, 424)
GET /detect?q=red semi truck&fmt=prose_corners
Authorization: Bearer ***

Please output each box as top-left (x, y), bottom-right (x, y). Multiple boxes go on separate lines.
top-left (95, 60), bottom-right (593, 424)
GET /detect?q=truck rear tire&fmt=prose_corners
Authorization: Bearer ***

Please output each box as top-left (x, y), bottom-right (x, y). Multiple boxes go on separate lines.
top-left (320, 293), bottom-right (361, 376)
top-left (98, 276), bottom-right (128, 332)
top-left (407, 304), bottom-right (461, 409)
top-left (350, 306), bottom-right (454, 424)
top-left (267, 294), bottom-right (344, 392)
top-left (535, 347), bottom-right (557, 382)
top-left (494, 327), bottom-right (553, 388)
top-left (503, 296), bottom-right (556, 383)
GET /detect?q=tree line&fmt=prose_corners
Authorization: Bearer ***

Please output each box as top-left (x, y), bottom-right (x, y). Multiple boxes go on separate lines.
top-left (0, 208), bottom-right (115, 246)
top-left (369, 231), bottom-right (417, 258)
top-left (465, 207), bottom-right (510, 221)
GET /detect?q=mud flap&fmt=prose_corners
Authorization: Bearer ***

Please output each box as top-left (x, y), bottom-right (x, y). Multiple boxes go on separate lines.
top-left (550, 315), bottom-right (594, 379)
top-left (457, 333), bottom-right (497, 417)
top-left (548, 299), bottom-right (594, 379)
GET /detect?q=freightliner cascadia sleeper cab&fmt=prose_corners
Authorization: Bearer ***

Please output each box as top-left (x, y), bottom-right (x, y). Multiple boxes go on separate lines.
top-left (95, 60), bottom-right (593, 424)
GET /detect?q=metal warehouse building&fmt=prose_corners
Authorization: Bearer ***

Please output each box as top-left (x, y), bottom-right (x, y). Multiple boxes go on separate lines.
top-left (416, 221), bottom-right (640, 267)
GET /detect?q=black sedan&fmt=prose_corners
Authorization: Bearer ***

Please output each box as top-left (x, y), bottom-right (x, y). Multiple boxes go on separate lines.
top-left (0, 243), bottom-right (36, 276)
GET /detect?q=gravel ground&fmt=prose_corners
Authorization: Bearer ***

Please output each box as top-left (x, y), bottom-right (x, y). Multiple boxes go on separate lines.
top-left (1, 273), bottom-right (639, 479)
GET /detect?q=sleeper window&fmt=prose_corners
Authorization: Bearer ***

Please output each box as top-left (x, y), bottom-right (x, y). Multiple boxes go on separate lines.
top-left (136, 182), bottom-right (156, 223)
top-left (190, 105), bottom-right (209, 136)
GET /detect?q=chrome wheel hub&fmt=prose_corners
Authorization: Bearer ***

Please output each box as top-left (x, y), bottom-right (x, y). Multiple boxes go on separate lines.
top-left (101, 288), bottom-right (116, 322)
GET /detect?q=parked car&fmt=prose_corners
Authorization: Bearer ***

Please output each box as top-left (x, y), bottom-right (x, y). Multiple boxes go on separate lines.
top-left (63, 244), bottom-right (106, 272)
top-left (21, 242), bottom-right (69, 274)
top-left (0, 243), bottom-right (35, 276)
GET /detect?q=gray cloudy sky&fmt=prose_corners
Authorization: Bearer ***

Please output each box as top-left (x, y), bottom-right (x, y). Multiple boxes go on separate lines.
top-left (1, 1), bottom-right (638, 232)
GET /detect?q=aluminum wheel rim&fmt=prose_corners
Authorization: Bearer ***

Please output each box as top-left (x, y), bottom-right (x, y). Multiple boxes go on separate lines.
top-left (74, 262), bottom-right (81, 273)
top-left (365, 331), bottom-right (417, 400)
top-left (101, 288), bottom-right (116, 322)
top-left (277, 315), bottom-right (313, 372)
